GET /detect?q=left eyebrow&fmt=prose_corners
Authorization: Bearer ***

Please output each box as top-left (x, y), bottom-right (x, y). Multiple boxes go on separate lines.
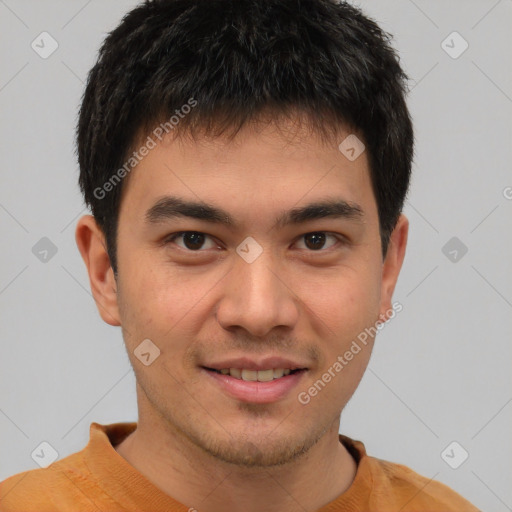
top-left (274, 198), bottom-right (364, 229)
top-left (144, 195), bottom-right (364, 229)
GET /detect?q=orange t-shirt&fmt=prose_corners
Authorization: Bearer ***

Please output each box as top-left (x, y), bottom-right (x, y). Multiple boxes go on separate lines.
top-left (0, 422), bottom-right (478, 511)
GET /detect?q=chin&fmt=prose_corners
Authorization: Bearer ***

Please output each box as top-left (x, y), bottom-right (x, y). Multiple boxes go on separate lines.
top-left (185, 423), bottom-right (325, 468)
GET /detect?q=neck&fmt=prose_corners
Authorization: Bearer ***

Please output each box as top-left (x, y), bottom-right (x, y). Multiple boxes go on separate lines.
top-left (115, 399), bottom-right (357, 512)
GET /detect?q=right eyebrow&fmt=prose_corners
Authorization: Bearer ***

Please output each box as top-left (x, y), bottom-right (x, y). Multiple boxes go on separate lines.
top-left (145, 196), bottom-right (234, 227)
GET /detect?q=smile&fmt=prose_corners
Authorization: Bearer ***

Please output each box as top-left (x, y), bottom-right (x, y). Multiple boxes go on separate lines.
top-left (202, 366), bottom-right (308, 403)
top-left (207, 368), bottom-right (302, 381)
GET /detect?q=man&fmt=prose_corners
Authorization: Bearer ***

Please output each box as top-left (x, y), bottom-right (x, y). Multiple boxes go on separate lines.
top-left (0, 0), bottom-right (478, 510)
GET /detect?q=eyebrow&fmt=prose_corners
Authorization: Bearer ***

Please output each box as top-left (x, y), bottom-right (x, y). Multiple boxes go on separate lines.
top-left (145, 195), bottom-right (364, 229)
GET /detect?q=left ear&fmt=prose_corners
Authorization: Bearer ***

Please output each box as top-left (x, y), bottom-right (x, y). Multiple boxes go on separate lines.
top-left (379, 214), bottom-right (408, 321)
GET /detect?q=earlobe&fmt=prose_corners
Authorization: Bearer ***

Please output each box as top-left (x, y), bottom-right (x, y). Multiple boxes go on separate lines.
top-left (379, 214), bottom-right (408, 321)
top-left (75, 215), bottom-right (121, 326)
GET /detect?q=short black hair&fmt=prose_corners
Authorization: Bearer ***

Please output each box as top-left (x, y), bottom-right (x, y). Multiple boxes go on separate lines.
top-left (77, 0), bottom-right (413, 273)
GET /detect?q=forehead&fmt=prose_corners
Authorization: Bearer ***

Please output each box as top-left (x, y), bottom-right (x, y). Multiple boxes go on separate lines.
top-left (118, 119), bottom-right (377, 227)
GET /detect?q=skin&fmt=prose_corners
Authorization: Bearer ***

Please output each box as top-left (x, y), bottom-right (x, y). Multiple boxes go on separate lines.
top-left (76, 117), bottom-right (408, 512)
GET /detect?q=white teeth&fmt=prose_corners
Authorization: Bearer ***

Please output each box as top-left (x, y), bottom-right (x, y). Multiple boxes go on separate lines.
top-left (257, 369), bottom-right (275, 382)
top-left (217, 368), bottom-right (297, 381)
top-left (230, 368), bottom-right (241, 378)
top-left (241, 369), bottom-right (258, 381)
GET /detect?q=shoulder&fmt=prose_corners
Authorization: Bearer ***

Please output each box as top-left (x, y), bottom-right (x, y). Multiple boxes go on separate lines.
top-left (339, 435), bottom-right (479, 511)
top-left (369, 456), bottom-right (480, 511)
top-left (0, 422), bottom-right (136, 511)
top-left (0, 451), bottom-right (112, 512)
top-left (1, 466), bottom-right (58, 511)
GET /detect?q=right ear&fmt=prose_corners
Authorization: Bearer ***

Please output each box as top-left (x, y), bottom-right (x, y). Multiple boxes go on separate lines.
top-left (75, 215), bottom-right (121, 326)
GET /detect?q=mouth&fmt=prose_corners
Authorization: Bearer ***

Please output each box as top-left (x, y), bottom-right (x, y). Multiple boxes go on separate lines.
top-left (204, 367), bottom-right (305, 381)
top-left (201, 366), bottom-right (308, 403)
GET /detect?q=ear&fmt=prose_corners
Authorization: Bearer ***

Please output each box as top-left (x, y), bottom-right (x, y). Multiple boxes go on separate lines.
top-left (379, 214), bottom-right (408, 321)
top-left (75, 215), bottom-right (121, 326)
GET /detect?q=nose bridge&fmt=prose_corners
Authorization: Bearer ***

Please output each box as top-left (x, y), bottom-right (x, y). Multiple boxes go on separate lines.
top-left (242, 256), bottom-right (282, 305)
top-left (216, 248), bottom-right (299, 336)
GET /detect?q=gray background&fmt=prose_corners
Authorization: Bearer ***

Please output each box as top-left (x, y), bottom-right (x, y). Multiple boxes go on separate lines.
top-left (1, 0), bottom-right (511, 510)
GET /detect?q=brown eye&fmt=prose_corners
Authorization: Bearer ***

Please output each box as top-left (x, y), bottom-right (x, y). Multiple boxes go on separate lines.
top-left (303, 233), bottom-right (326, 250)
top-left (167, 232), bottom-right (217, 251)
top-left (297, 232), bottom-right (338, 251)
top-left (182, 232), bottom-right (205, 250)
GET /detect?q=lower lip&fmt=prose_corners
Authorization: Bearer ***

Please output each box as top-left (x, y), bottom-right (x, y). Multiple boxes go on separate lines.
top-left (202, 368), bottom-right (307, 404)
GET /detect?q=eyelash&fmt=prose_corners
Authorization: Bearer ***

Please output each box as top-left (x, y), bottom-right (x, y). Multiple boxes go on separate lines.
top-left (164, 231), bottom-right (346, 253)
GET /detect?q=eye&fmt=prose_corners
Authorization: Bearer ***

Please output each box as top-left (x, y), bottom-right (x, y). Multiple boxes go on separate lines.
top-left (295, 232), bottom-right (341, 251)
top-left (165, 231), bottom-right (219, 251)
top-left (164, 231), bottom-right (344, 253)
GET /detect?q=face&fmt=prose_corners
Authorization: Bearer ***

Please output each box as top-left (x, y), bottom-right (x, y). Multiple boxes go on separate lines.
top-left (78, 118), bottom-right (407, 467)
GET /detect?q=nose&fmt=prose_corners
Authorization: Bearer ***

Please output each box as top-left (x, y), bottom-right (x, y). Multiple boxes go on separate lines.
top-left (215, 252), bottom-right (300, 338)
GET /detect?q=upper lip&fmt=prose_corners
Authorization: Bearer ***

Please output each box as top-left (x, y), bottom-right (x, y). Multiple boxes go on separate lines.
top-left (202, 356), bottom-right (309, 371)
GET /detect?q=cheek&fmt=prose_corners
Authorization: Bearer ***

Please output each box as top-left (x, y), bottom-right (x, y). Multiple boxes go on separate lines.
top-left (300, 266), bottom-right (382, 339)
top-left (300, 274), bottom-right (380, 406)
top-left (116, 260), bottom-right (220, 348)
